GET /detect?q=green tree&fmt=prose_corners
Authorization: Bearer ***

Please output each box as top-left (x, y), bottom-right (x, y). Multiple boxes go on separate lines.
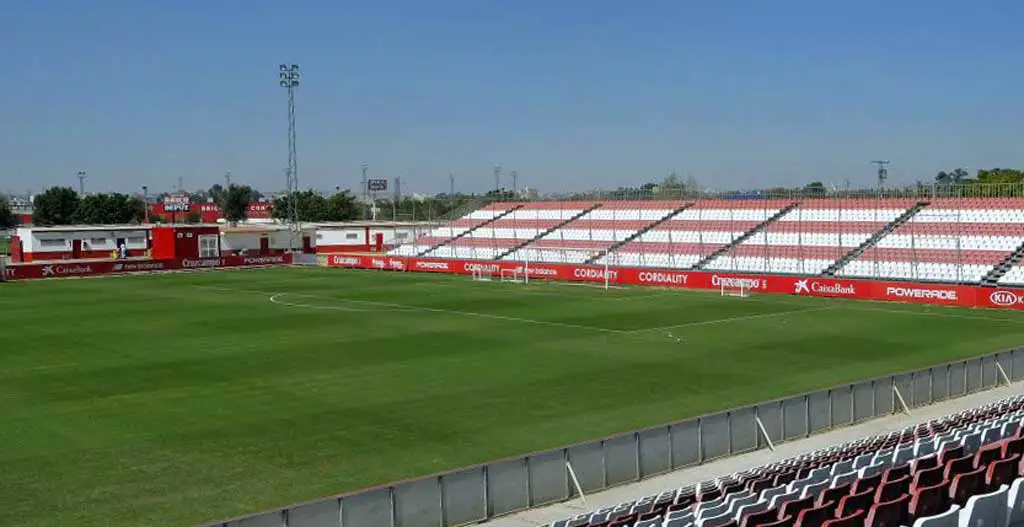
top-left (219, 184), bottom-right (257, 223)
top-left (326, 190), bottom-right (359, 221)
top-left (803, 181), bottom-right (827, 196)
top-left (0, 196), bottom-right (16, 229)
top-left (33, 187), bottom-right (81, 226)
top-left (72, 193), bottom-right (146, 224)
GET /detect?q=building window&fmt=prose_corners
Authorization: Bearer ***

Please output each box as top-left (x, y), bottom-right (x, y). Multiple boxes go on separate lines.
top-left (40, 238), bottom-right (66, 247)
top-left (345, 233), bottom-right (358, 240)
top-left (198, 235), bottom-right (219, 258)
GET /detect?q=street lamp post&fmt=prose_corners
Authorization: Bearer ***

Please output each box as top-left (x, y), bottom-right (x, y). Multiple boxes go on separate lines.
top-left (279, 64), bottom-right (300, 251)
top-left (493, 164), bottom-right (501, 192)
top-left (142, 185), bottom-right (149, 223)
top-left (77, 170), bottom-right (87, 195)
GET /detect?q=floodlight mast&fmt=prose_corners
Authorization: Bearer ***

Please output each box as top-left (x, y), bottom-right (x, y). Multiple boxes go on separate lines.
top-left (279, 64), bottom-right (300, 251)
top-left (872, 160), bottom-right (890, 190)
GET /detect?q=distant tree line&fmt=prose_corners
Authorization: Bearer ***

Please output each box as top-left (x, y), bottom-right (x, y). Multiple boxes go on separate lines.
top-left (0, 195), bottom-right (16, 229)
top-left (30, 187), bottom-right (147, 226)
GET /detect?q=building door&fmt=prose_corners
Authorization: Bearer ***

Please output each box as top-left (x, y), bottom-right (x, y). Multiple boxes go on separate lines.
top-left (71, 239), bottom-right (82, 259)
top-left (302, 236), bottom-right (312, 253)
top-left (259, 237), bottom-right (270, 255)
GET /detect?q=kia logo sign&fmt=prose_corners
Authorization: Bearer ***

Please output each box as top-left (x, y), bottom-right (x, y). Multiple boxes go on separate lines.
top-left (989, 290), bottom-right (1022, 307)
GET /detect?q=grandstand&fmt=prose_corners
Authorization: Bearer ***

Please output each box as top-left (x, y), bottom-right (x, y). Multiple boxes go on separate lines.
top-left (389, 196), bottom-right (1024, 285)
top-left (534, 394), bottom-right (1024, 527)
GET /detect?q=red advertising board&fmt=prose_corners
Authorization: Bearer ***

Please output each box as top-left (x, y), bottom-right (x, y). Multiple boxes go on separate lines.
top-left (5, 254), bottom-right (292, 281)
top-left (324, 253), bottom-right (1024, 311)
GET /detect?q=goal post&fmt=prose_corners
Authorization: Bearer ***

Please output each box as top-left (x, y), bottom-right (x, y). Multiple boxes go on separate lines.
top-left (720, 281), bottom-right (750, 298)
top-left (499, 268), bottom-right (524, 283)
top-left (471, 268), bottom-right (493, 282)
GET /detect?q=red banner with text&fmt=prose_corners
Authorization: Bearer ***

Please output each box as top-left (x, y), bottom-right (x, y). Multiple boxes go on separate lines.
top-left (5, 254), bottom-right (293, 281)
top-left (324, 253), bottom-right (1024, 311)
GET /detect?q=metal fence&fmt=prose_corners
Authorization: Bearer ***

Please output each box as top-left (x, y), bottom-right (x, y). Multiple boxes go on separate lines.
top-left (209, 347), bottom-right (1024, 527)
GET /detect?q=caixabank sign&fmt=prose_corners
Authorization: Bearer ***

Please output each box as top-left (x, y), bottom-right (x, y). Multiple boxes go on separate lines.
top-left (6, 254), bottom-right (292, 281)
top-left (325, 253), bottom-right (1024, 311)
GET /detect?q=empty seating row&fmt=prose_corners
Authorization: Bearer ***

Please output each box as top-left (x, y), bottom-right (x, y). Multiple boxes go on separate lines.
top-left (704, 201), bottom-right (915, 275)
top-left (839, 201), bottom-right (1024, 283)
top-left (591, 201), bottom-right (792, 269)
top-left (999, 265), bottom-right (1024, 286)
top-left (505, 201), bottom-right (687, 264)
top-left (544, 395), bottom-right (1024, 527)
top-left (390, 203), bottom-right (518, 256)
top-left (428, 203), bottom-right (595, 260)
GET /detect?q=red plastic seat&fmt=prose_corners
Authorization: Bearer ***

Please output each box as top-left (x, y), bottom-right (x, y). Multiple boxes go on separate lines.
top-left (742, 507), bottom-right (781, 527)
top-left (975, 442), bottom-right (1005, 468)
top-left (875, 476), bottom-right (910, 503)
top-left (852, 474), bottom-right (881, 495)
top-left (822, 510), bottom-right (865, 527)
top-left (986, 454), bottom-right (1020, 489)
top-left (883, 464), bottom-right (911, 483)
top-left (913, 456), bottom-right (939, 473)
top-left (795, 500), bottom-right (838, 527)
top-left (910, 481), bottom-right (950, 519)
top-left (865, 494), bottom-right (909, 527)
top-left (949, 466), bottom-right (987, 506)
top-left (781, 496), bottom-right (816, 520)
top-left (761, 515), bottom-right (795, 527)
top-left (818, 484), bottom-right (853, 507)
top-left (939, 446), bottom-right (965, 465)
top-left (943, 454), bottom-right (975, 482)
top-left (911, 465), bottom-right (945, 491)
top-left (1003, 437), bottom-right (1024, 458)
top-left (837, 488), bottom-right (875, 518)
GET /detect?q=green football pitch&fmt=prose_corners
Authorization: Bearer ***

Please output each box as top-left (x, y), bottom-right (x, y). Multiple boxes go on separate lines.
top-left (2, 267), bottom-right (1024, 526)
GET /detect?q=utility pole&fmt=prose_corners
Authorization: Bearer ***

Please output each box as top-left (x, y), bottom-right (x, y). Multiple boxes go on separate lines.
top-left (449, 173), bottom-right (455, 197)
top-left (511, 170), bottom-right (518, 195)
top-left (178, 176), bottom-right (184, 193)
top-left (360, 164), bottom-right (368, 202)
top-left (225, 169), bottom-right (232, 188)
top-left (493, 164), bottom-right (501, 193)
top-left (871, 160), bottom-right (890, 191)
top-left (142, 185), bottom-right (149, 223)
top-left (76, 170), bottom-right (87, 195)
top-left (279, 63), bottom-right (300, 251)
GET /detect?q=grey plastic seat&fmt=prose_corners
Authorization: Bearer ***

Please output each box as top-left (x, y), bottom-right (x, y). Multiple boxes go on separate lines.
top-left (830, 458), bottom-right (855, 476)
top-left (759, 485), bottom-right (788, 504)
top-left (1002, 421), bottom-right (1020, 439)
top-left (961, 431), bottom-right (983, 453)
top-left (830, 469), bottom-right (859, 488)
top-left (722, 494), bottom-right (758, 518)
top-left (734, 501), bottom-right (770, 523)
top-left (916, 440), bottom-right (937, 457)
top-left (960, 484), bottom-right (1008, 527)
top-left (636, 519), bottom-right (660, 527)
top-left (981, 426), bottom-right (1001, 445)
top-left (800, 480), bottom-right (828, 500)
top-left (893, 444), bottom-right (916, 466)
top-left (1007, 478), bottom-right (1024, 527)
top-left (698, 510), bottom-right (735, 527)
top-left (768, 489), bottom-right (801, 509)
top-left (910, 504), bottom-right (960, 527)
top-left (663, 518), bottom-right (689, 527)
top-left (851, 453), bottom-right (874, 470)
top-left (859, 462), bottom-right (884, 479)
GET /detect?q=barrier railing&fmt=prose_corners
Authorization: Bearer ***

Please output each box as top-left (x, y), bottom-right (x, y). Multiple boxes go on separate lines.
top-left (205, 347), bottom-right (1024, 527)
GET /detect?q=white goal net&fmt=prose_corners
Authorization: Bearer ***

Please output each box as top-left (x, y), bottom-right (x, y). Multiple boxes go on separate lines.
top-left (471, 268), bottom-right (494, 282)
top-left (500, 269), bottom-right (526, 283)
top-left (720, 282), bottom-right (751, 298)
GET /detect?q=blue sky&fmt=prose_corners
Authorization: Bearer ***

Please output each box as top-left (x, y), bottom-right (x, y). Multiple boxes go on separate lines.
top-left (1, 0), bottom-right (1022, 195)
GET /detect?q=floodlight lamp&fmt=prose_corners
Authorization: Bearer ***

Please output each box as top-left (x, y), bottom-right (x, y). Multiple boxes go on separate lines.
top-left (280, 64), bottom-right (288, 71)
top-left (290, 64), bottom-right (299, 71)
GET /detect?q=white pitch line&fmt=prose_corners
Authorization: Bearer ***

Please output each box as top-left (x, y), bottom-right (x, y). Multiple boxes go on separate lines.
top-left (269, 293), bottom-right (372, 312)
top-left (628, 306), bottom-right (836, 333)
top-left (193, 285), bottom-right (628, 335)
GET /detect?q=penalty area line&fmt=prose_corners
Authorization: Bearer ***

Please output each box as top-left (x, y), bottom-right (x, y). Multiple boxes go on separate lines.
top-left (628, 306), bottom-right (836, 334)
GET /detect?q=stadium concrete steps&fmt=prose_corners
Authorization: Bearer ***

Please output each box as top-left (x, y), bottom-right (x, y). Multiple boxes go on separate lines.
top-left (582, 203), bottom-right (695, 265)
top-left (417, 204), bottom-right (525, 256)
top-left (690, 202), bottom-right (801, 270)
top-left (822, 200), bottom-right (929, 276)
top-left (494, 203), bottom-right (604, 260)
top-left (980, 240), bottom-right (1024, 286)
